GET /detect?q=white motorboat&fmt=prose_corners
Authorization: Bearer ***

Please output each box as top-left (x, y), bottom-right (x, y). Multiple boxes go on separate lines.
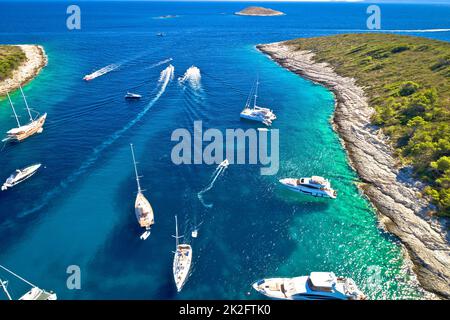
top-left (125, 92), bottom-right (142, 100)
top-left (130, 144), bottom-right (154, 240)
top-left (0, 264), bottom-right (57, 300)
top-left (2, 163), bottom-right (42, 191)
top-left (279, 176), bottom-right (337, 199)
top-left (252, 272), bottom-right (365, 300)
top-left (173, 215), bottom-right (192, 292)
top-left (240, 78), bottom-right (276, 126)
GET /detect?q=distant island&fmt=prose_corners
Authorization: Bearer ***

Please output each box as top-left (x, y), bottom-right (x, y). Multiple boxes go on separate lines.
top-left (0, 44), bottom-right (47, 96)
top-left (235, 6), bottom-right (284, 16)
top-left (258, 33), bottom-right (450, 299)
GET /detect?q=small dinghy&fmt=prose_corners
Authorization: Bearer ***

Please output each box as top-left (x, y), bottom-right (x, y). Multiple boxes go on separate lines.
top-left (2, 163), bottom-right (42, 191)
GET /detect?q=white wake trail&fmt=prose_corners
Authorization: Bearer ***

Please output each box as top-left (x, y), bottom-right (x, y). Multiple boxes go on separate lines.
top-left (18, 65), bottom-right (175, 218)
top-left (83, 63), bottom-right (120, 80)
top-left (178, 66), bottom-right (202, 90)
top-left (145, 58), bottom-right (173, 70)
top-left (197, 161), bottom-right (228, 209)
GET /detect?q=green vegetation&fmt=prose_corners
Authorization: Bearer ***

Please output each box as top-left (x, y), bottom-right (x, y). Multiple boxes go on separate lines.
top-left (287, 34), bottom-right (450, 216)
top-left (0, 45), bottom-right (26, 81)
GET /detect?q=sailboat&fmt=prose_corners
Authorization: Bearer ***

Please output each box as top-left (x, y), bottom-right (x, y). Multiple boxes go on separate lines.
top-left (240, 77), bottom-right (276, 126)
top-left (2, 86), bottom-right (47, 143)
top-left (130, 144), bottom-right (154, 240)
top-left (0, 264), bottom-right (57, 300)
top-left (172, 215), bottom-right (192, 292)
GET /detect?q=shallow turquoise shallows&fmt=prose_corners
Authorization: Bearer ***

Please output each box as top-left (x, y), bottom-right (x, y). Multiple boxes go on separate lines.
top-left (1, 1), bottom-right (449, 299)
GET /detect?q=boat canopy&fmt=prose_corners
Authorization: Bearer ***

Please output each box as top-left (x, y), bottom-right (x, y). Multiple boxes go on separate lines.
top-left (311, 176), bottom-right (327, 185)
top-left (7, 125), bottom-right (32, 135)
top-left (308, 272), bottom-right (336, 292)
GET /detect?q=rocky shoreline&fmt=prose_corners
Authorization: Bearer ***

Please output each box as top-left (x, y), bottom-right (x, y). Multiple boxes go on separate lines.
top-left (257, 41), bottom-right (450, 299)
top-left (0, 45), bottom-right (47, 96)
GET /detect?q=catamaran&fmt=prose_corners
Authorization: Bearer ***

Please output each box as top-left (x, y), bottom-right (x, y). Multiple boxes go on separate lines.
top-left (1, 163), bottom-right (42, 191)
top-left (279, 176), bottom-right (337, 199)
top-left (0, 264), bottom-right (57, 300)
top-left (130, 144), bottom-right (154, 240)
top-left (173, 215), bottom-right (192, 292)
top-left (240, 78), bottom-right (276, 126)
top-left (2, 87), bottom-right (47, 143)
top-left (252, 272), bottom-right (365, 300)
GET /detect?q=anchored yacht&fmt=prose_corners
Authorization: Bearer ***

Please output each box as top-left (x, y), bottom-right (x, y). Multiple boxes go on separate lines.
top-left (0, 264), bottom-right (57, 300)
top-left (130, 144), bottom-right (154, 240)
top-left (2, 163), bottom-right (42, 191)
top-left (173, 215), bottom-right (192, 292)
top-left (3, 87), bottom-right (47, 143)
top-left (279, 176), bottom-right (337, 199)
top-left (252, 272), bottom-right (365, 300)
top-left (240, 78), bottom-right (276, 126)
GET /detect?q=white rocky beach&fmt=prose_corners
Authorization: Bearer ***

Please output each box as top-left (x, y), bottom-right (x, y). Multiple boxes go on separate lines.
top-left (0, 44), bottom-right (47, 96)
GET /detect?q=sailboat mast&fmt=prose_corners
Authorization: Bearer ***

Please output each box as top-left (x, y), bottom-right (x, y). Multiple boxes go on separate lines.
top-left (253, 76), bottom-right (259, 108)
top-left (6, 92), bottom-right (21, 127)
top-left (19, 85), bottom-right (33, 122)
top-left (0, 264), bottom-right (36, 288)
top-left (175, 215), bottom-right (179, 247)
top-left (0, 278), bottom-right (13, 300)
top-left (130, 144), bottom-right (142, 193)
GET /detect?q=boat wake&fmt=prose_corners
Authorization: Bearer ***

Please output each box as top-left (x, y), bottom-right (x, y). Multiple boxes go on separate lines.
top-left (178, 66), bottom-right (202, 90)
top-left (18, 65), bottom-right (175, 218)
top-left (145, 58), bottom-right (173, 70)
top-left (197, 159), bottom-right (229, 209)
top-left (83, 63), bottom-right (120, 81)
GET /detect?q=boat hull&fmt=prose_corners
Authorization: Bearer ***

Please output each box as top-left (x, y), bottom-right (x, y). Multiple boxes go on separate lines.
top-left (279, 178), bottom-right (336, 199)
top-left (2, 163), bottom-right (42, 191)
top-left (135, 192), bottom-right (154, 229)
top-left (173, 244), bottom-right (192, 292)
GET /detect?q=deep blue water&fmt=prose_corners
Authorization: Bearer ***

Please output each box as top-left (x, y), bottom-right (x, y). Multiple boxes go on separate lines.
top-left (0, 1), bottom-right (449, 300)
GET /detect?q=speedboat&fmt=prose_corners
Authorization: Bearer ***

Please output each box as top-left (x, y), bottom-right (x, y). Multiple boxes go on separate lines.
top-left (173, 215), bottom-right (192, 292)
top-left (240, 78), bottom-right (276, 126)
top-left (279, 176), bottom-right (337, 199)
top-left (252, 272), bottom-right (365, 300)
top-left (2, 163), bottom-right (42, 191)
top-left (156, 32), bottom-right (165, 37)
top-left (125, 92), bottom-right (142, 100)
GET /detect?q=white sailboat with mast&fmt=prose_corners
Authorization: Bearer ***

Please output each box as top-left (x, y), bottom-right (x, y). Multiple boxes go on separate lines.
top-left (240, 77), bottom-right (276, 126)
top-left (172, 215), bottom-right (192, 292)
top-left (2, 86), bottom-right (47, 143)
top-left (130, 144), bottom-right (154, 240)
top-left (0, 264), bottom-right (57, 300)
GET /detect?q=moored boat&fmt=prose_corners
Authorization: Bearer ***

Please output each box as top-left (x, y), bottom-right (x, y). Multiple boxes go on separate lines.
top-left (130, 144), bottom-right (154, 240)
top-left (240, 78), bottom-right (276, 126)
top-left (2, 87), bottom-right (47, 143)
top-left (252, 272), bottom-right (365, 300)
top-left (173, 215), bottom-right (192, 292)
top-left (279, 176), bottom-right (337, 199)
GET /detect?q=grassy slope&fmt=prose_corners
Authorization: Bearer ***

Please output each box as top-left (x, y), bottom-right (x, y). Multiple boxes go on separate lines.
top-left (286, 34), bottom-right (450, 216)
top-left (0, 45), bottom-right (26, 81)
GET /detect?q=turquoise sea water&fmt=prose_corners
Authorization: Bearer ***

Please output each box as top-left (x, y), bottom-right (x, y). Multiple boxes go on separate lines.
top-left (0, 1), bottom-right (449, 300)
